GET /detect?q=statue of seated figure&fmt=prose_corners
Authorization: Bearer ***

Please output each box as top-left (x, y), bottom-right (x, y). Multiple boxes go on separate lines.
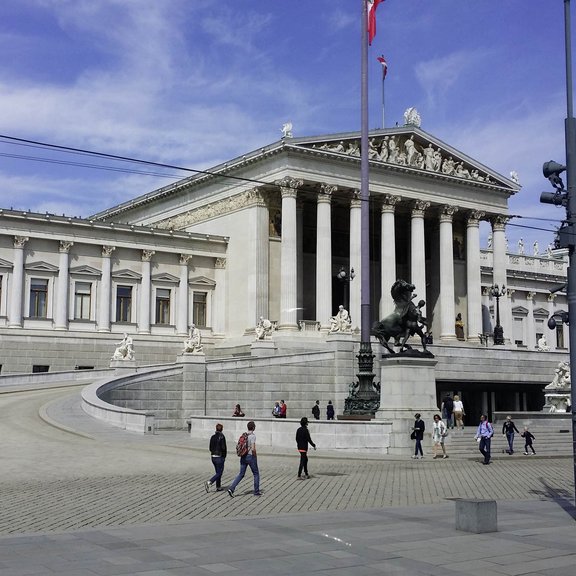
top-left (329, 305), bottom-right (352, 333)
top-left (183, 325), bottom-right (203, 353)
top-left (255, 316), bottom-right (273, 340)
top-left (112, 333), bottom-right (135, 361)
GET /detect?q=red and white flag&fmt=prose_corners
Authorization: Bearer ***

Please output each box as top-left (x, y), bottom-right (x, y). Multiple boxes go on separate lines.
top-left (377, 55), bottom-right (388, 78)
top-left (368, 0), bottom-right (384, 45)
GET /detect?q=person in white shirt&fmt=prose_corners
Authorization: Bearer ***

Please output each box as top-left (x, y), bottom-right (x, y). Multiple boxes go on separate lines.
top-left (431, 414), bottom-right (448, 459)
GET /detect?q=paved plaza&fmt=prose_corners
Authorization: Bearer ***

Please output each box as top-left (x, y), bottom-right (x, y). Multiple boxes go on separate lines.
top-left (1, 385), bottom-right (575, 575)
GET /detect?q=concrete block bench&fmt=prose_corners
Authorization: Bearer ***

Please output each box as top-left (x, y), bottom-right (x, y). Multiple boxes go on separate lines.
top-left (455, 499), bottom-right (497, 533)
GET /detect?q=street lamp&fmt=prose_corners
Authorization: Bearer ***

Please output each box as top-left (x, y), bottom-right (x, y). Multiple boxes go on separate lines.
top-left (336, 266), bottom-right (355, 310)
top-left (490, 284), bottom-right (506, 345)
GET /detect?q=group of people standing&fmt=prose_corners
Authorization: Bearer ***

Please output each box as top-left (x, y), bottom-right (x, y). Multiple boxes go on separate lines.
top-left (204, 416), bottom-right (318, 497)
top-left (311, 400), bottom-right (335, 420)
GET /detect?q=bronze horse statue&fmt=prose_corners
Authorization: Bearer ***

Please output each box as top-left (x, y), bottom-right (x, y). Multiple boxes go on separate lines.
top-left (371, 279), bottom-right (429, 355)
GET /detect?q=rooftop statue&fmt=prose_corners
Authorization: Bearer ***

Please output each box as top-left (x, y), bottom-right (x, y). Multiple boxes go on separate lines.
top-left (372, 279), bottom-right (433, 357)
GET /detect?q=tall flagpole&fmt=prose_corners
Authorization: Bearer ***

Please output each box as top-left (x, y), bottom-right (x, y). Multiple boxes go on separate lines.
top-left (382, 70), bottom-right (385, 129)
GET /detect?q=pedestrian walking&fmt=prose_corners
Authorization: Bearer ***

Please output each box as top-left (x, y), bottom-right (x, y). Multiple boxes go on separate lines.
top-left (296, 417), bottom-right (316, 478)
top-left (475, 414), bottom-right (494, 465)
top-left (432, 414), bottom-right (448, 459)
top-left (205, 423), bottom-right (227, 493)
top-left (521, 427), bottom-right (536, 455)
top-left (326, 400), bottom-right (335, 420)
top-left (502, 415), bottom-right (520, 454)
top-left (312, 400), bottom-right (320, 420)
top-left (453, 395), bottom-right (465, 429)
top-left (228, 421), bottom-right (260, 497)
top-left (441, 394), bottom-right (454, 429)
top-left (411, 413), bottom-right (425, 459)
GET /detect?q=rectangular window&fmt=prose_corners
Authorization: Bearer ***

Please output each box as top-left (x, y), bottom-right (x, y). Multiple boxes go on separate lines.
top-left (74, 282), bottom-right (92, 320)
top-left (193, 291), bottom-right (207, 327)
top-left (29, 278), bottom-right (48, 318)
top-left (155, 288), bottom-right (171, 324)
top-left (32, 365), bottom-right (49, 373)
top-left (116, 285), bottom-right (132, 322)
top-left (556, 324), bottom-right (565, 348)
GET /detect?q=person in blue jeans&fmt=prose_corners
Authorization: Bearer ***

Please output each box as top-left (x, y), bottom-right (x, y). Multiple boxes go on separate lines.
top-left (205, 423), bottom-right (227, 493)
top-left (501, 415), bottom-right (520, 454)
top-left (475, 414), bottom-right (494, 465)
top-left (411, 413), bottom-right (425, 459)
top-left (228, 421), bottom-right (260, 497)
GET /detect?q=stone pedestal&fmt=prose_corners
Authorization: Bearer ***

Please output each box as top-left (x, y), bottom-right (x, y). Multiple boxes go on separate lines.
top-left (375, 356), bottom-right (439, 455)
top-left (179, 352), bottom-right (207, 417)
top-left (109, 359), bottom-right (137, 371)
top-left (455, 499), bottom-right (497, 533)
top-left (250, 340), bottom-right (277, 356)
top-left (179, 352), bottom-right (206, 363)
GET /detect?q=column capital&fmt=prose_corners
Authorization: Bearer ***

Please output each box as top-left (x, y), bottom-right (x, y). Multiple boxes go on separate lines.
top-left (320, 183), bottom-right (337, 196)
top-left (180, 254), bottom-right (193, 266)
top-left (59, 240), bottom-right (74, 253)
top-left (102, 245), bottom-right (116, 258)
top-left (14, 236), bottom-right (28, 249)
top-left (349, 189), bottom-right (362, 209)
top-left (439, 204), bottom-right (459, 222)
top-left (411, 200), bottom-right (430, 217)
top-left (215, 257), bottom-right (227, 269)
top-left (467, 210), bottom-right (485, 226)
top-left (142, 249), bottom-right (155, 262)
top-left (381, 194), bottom-right (402, 214)
top-left (482, 286), bottom-right (491, 296)
top-left (275, 177), bottom-right (303, 198)
top-left (548, 293), bottom-right (558, 303)
top-left (526, 291), bottom-right (536, 300)
top-left (491, 214), bottom-right (509, 231)
top-left (246, 187), bottom-right (268, 207)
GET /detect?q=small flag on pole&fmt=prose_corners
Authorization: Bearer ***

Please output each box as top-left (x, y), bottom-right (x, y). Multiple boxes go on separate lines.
top-left (368, 0), bottom-right (384, 45)
top-left (377, 55), bottom-right (388, 78)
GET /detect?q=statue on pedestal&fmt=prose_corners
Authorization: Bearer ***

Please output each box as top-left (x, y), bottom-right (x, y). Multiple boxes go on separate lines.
top-left (371, 279), bottom-right (433, 357)
top-left (329, 305), bottom-right (352, 333)
top-left (112, 333), bottom-right (135, 360)
top-left (183, 324), bottom-right (203, 354)
top-left (537, 335), bottom-right (550, 351)
top-left (544, 361), bottom-right (571, 412)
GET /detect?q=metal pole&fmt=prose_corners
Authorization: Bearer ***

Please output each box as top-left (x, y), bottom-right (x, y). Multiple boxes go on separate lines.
top-left (382, 72), bottom-right (386, 129)
top-left (562, 0), bottom-right (576, 504)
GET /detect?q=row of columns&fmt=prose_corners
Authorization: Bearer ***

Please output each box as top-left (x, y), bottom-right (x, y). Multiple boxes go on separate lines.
top-left (270, 180), bottom-right (498, 343)
top-left (6, 236), bottom-right (218, 335)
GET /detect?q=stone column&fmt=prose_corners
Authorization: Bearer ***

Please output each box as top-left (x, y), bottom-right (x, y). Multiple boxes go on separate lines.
top-left (276, 177), bottom-right (302, 331)
top-left (349, 192), bottom-right (362, 331)
top-left (138, 250), bottom-right (154, 334)
top-left (439, 205), bottom-right (458, 340)
top-left (380, 195), bottom-right (401, 318)
top-left (54, 241), bottom-right (73, 330)
top-left (97, 245), bottom-right (115, 332)
top-left (466, 210), bottom-right (484, 343)
top-left (507, 289), bottom-right (516, 344)
top-left (410, 201), bottom-right (429, 315)
top-left (316, 184), bottom-right (336, 330)
top-left (177, 254), bottom-right (192, 335)
top-left (8, 236), bottom-right (28, 328)
top-left (247, 188), bottom-right (269, 325)
top-left (481, 286), bottom-right (492, 335)
top-left (213, 257), bottom-right (227, 335)
top-left (296, 198), bottom-right (304, 323)
top-left (526, 292), bottom-right (536, 349)
top-left (491, 216), bottom-right (510, 341)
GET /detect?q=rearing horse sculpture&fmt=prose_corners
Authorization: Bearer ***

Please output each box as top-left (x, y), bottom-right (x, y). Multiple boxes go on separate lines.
top-left (371, 279), bottom-right (429, 355)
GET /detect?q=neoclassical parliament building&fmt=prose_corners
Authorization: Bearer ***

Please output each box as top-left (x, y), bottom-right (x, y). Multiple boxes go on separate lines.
top-left (0, 125), bottom-right (568, 419)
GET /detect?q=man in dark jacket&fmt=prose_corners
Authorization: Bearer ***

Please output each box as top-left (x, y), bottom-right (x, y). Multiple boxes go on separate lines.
top-left (312, 400), bottom-right (320, 420)
top-left (296, 417), bottom-right (316, 479)
top-left (205, 423), bottom-right (227, 492)
top-left (441, 394), bottom-right (454, 429)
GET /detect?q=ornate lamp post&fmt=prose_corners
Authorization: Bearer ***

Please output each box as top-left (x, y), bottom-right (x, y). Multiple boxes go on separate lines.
top-left (336, 266), bottom-right (355, 311)
top-left (490, 284), bottom-right (506, 345)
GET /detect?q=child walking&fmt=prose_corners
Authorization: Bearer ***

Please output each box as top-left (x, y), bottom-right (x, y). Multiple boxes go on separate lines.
top-left (521, 427), bottom-right (536, 455)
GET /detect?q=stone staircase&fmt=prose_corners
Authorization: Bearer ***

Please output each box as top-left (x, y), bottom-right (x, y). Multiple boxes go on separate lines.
top-left (434, 424), bottom-right (572, 459)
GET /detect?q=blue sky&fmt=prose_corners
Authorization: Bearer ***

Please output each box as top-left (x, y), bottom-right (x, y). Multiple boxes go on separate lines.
top-left (0, 0), bottom-right (573, 250)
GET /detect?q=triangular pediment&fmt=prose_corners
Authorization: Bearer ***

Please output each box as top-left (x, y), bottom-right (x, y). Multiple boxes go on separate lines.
top-left (152, 272), bottom-right (180, 283)
top-left (0, 257), bottom-right (13, 269)
top-left (291, 127), bottom-right (518, 191)
top-left (189, 275), bottom-right (216, 288)
top-left (533, 307), bottom-right (550, 318)
top-left (70, 265), bottom-right (102, 277)
top-left (512, 306), bottom-right (529, 316)
top-left (112, 269), bottom-right (142, 280)
top-left (25, 261), bottom-right (59, 273)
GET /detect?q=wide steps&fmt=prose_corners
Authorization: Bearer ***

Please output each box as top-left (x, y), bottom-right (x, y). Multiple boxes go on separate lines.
top-left (431, 425), bottom-right (572, 458)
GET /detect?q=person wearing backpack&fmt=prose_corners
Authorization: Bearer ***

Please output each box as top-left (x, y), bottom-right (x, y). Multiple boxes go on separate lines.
top-left (475, 414), bottom-right (494, 465)
top-left (296, 417), bottom-right (316, 479)
top-left (205, 423), bottom-right (227, 493)
top-left (311, 400), bottom-right (320, 420)
top-left (228, 421), bottom-right (260, 497)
